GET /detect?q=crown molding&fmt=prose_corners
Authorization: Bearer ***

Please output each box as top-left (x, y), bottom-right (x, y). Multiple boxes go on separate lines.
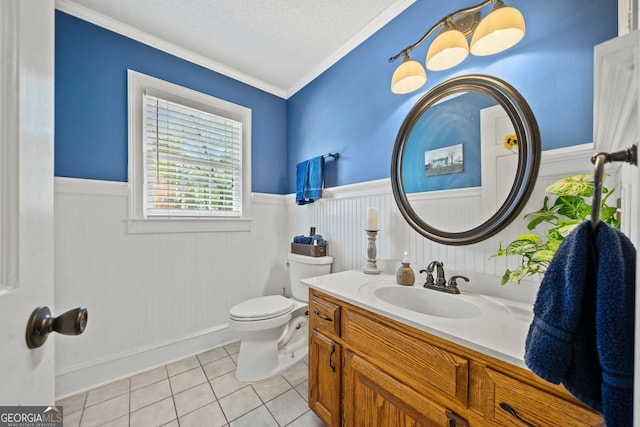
top-left (54, 0), bottom-right (287, 98)
top-left (286, 0), bottom-right (417, 98)
top-left (55, 0), bottom-right (416, 100)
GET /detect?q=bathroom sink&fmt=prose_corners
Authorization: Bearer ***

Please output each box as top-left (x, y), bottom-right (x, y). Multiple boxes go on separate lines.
top-left (373, 286), bottom-right (482, 319)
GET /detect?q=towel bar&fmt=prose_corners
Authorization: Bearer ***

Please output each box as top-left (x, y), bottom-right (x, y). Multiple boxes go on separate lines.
top-left (590, 144), bottom-right (638, 232)
top-left (323, 152), bottom-right (340, 160)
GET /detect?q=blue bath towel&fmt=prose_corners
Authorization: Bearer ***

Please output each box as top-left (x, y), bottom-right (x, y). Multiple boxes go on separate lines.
top-left (524, 221), bottom-right (635, 426)
top-left (295, 156), bottom-right (324, 205)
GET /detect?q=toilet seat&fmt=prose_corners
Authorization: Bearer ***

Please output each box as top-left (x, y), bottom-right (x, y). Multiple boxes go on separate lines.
top-left (229, 295), bottom-right (295, 321)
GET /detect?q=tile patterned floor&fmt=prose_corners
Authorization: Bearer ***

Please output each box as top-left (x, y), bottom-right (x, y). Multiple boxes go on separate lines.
top-left (56, 342), bottom-right (325, 427)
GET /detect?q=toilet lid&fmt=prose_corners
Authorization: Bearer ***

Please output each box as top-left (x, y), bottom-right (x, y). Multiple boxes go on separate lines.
top-left (229, 295), bottom-right (295, 321)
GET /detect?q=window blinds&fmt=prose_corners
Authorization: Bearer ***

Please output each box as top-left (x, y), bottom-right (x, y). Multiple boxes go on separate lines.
top-left (143, 94), bottom-right (242, 217)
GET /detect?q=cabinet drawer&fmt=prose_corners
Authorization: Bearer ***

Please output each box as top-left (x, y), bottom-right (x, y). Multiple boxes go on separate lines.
top-left (309, 292), bottom-right (341, 337)
top-left (343, 308), bottom-right (468, 406)
top-left (484, 368), bottom-right (604, 426)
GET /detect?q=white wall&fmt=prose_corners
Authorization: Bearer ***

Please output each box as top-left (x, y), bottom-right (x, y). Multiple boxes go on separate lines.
top-left (54, 179), bottom-right (290, 398)
top-left (54, 143), bottom-right (604, 398)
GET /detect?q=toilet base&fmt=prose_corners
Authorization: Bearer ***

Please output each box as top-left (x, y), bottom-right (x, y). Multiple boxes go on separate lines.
top-left (234, 308), bottom-right (308, 382)
top-left (235, 344), bottom-right (308, 383)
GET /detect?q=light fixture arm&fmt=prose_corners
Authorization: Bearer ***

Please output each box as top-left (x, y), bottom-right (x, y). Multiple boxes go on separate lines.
top-left (389, 21), bottom-right (443, 63)
top-left (389, 0), bottom-right (498, 63)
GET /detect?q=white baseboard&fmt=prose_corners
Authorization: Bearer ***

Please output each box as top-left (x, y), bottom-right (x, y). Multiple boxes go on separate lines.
top-left (55, 324), bottom-right (238, 400)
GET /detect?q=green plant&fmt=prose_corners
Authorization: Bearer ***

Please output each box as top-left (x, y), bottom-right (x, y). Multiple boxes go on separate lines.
top-left (491, 174), bottom-right (619, 285)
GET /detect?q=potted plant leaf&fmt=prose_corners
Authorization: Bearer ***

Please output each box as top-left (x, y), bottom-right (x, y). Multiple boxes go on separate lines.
top-left (492, 174), bottom-right (619, 284)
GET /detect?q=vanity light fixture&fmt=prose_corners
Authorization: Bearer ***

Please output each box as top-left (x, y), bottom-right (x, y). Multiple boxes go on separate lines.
top-left (389, 0), bottom-right (525, 94)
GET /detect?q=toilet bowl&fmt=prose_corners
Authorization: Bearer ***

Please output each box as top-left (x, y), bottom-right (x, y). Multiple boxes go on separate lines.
top-left (228, 253), bottom-right (332, 382)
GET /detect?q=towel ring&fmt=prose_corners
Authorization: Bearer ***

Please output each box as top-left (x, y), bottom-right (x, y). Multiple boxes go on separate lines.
top-left (590, 144), bottom-right (637, 232)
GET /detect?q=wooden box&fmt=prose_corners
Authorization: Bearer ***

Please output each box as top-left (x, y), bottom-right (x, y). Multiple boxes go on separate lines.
top-left (291, 242), bottom-right (327, 257)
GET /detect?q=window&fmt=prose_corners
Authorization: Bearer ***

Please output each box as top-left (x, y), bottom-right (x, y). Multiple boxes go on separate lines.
top-left (143, 94), bottom-right (242, 217)
top-left (127, 70), bottom-right (252, 233)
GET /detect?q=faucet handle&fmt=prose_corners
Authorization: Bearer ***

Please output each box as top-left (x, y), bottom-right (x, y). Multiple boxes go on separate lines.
top-left (447, 275), bottom-right (469, 291)
top-left (419, 269), bottom-right (435, 286)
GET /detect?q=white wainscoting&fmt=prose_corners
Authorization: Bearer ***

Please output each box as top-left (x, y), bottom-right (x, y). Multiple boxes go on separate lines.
top-left (54, 178), bottom-right (290, 398)
top-left (285, 144), bottom-right (605, 304)
top-left (54, 143), bottom-right (607, 398)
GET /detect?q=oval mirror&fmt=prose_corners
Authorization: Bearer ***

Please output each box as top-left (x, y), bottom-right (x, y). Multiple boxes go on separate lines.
top-left (391, 75), bottom-right (541, 245)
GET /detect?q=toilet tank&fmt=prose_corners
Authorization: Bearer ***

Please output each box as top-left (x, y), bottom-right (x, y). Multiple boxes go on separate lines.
top-left (288, 253), bottom-right (333, 302)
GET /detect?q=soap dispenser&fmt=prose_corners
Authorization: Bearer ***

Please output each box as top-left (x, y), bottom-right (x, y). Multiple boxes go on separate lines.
top-left (396, 252), bottom-right (415, 286)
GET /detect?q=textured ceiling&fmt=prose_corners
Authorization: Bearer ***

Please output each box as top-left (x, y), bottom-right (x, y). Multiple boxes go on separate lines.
top-left (63, 0), bottom-right (414, 97)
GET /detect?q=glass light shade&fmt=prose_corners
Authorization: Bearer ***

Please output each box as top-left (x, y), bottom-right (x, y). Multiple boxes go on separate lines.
top-left (426, 28), bottom-right (469, 71)
top-left (469, 6), bottom-right (525, 56)
top-left (391, 57), bottom-right (427, 94)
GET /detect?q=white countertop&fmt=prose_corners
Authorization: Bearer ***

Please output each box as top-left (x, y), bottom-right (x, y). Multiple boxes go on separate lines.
top-left (303, 269), bottom-right (535, 369)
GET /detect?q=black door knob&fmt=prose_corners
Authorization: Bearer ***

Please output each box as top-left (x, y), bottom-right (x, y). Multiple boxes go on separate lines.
top-left (26, 306), bottom-right (88, 349)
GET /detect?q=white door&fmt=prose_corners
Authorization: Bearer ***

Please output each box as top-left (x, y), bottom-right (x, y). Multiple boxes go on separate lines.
top-left (633, 158), bottom-right (640, 427)
top-left (0, 0), bottom-right (56, 404)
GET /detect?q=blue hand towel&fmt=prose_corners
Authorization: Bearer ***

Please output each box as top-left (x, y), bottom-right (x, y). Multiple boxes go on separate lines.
top-left (295, 161), bottom-right (310, 205)
top-left (296, 156), bottom-right (324, 205)
top-left (524, 221), bottom-right (635, 426)
top-left (306, 156), bottom-right (324, 201)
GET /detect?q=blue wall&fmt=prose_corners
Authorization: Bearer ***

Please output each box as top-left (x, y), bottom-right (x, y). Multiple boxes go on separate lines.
top-left (402, 92), bottom-right (497, 193)
top-left (55, 11), bottom-right (288, 194)
top-left (287, 0), bottom-right (618, 193)
top-left (55, 1), bottom-right (617, 195)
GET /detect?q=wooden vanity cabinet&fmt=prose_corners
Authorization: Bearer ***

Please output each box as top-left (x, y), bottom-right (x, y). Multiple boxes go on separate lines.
top-left (308, 289), bottom-right (604, 427)
top-left (308, 292), bottom-right (342, 427)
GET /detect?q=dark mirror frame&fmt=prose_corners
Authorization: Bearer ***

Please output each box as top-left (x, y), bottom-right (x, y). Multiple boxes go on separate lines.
top-left (391, 75), bottom-right (541, 245)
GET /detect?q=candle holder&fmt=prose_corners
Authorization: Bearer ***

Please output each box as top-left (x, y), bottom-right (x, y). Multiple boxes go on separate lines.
top-left (363, 229), bottom-right (381, 275)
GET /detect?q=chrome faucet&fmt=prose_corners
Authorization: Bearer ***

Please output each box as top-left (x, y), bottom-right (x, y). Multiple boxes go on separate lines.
top-left (419, 261), bottom-right (469, 294)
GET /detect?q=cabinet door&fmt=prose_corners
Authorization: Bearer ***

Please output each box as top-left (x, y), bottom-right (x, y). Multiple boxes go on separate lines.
top-left (344, 350), bottom-right (462, 427)
top-left (309, 330), bottom-right (341, 427)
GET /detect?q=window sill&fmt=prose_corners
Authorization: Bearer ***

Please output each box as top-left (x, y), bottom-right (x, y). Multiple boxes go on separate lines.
top-left (126, 217), bottom-right (252, 234)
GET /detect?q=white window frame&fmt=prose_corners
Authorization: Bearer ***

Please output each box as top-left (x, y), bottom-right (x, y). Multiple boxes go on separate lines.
top-left (127, 70), bottom-right (252, 233)
top-left (619, 0), bottom-right (639, 34)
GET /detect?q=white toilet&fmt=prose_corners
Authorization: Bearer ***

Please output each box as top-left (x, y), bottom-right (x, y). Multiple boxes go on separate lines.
top-left (228, 253), bottom-right (333, 382)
